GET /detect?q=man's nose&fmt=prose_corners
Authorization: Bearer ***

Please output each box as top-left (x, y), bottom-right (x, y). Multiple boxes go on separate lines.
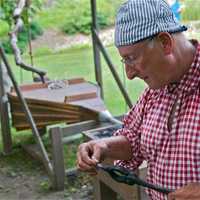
top-left (125, 64), bottom-right (138, 80)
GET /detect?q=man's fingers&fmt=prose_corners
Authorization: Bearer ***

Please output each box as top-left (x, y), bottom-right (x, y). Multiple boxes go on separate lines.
top-left (92, 145), bottom-right (102, 164)
top-left (76, 142), bottom-right (99, 173)
top-left (168, 192), bottom-right (175, 200)
top-left (76, 156), bottom-right (97, 174)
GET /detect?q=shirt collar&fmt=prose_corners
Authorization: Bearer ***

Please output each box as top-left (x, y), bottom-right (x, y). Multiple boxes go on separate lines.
top-left (166, 40), bottom-right (200, 95)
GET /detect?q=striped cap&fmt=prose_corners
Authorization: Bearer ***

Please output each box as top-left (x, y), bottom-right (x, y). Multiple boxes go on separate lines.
top-left (115, 0), bottom-right (187, 47)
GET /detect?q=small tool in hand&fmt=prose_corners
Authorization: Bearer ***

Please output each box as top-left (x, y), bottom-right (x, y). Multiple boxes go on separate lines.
top-left (96, 164), bottom-right (173, 195)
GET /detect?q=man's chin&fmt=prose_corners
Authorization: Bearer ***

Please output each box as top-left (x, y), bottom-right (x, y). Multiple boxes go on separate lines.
top-left (148, 83), bottom-right (166, 90)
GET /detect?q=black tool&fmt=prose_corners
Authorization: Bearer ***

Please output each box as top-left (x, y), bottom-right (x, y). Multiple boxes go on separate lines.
top-left (96, 164), bottom-right (173, 195)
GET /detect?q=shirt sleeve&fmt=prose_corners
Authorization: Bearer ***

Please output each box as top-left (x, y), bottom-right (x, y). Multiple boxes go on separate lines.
top-left (114, 88), bottom-right (150, 170)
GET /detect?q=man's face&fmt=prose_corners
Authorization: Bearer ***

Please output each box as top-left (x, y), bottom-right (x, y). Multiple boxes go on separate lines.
top-left (118, 38), bottom-right (172, 89)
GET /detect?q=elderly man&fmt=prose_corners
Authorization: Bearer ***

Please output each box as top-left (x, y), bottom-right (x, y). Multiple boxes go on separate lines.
top-left (77, 0), bottom-right (200, 199)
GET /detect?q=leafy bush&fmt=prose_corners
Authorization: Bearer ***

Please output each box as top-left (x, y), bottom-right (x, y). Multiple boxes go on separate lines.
top-left (38, 0), bottom-right (125, 35)
top-left (2, 21), bottom-right (43, 54)
top-left (1, 39), bottom-right (13, 54)
top-left (62, 10), bottom-right (109, 35)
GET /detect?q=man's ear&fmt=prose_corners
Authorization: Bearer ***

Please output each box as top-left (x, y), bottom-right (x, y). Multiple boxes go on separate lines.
top-left (156, 32), bottom-right (173, 55)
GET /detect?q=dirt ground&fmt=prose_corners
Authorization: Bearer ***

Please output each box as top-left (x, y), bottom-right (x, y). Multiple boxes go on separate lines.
top-left (0, 147), bottom-right (94, 200)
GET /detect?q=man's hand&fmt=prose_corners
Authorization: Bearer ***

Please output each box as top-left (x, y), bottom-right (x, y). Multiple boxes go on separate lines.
top-left (168, 183), bottom-right (200, 200)
top-left (76, 136), bottom-right (132, 175)
top-left (76, 139), bottom-right (109, 175)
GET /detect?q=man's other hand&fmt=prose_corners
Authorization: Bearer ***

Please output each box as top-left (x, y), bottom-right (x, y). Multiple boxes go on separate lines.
top-left (168, 183), bottom-right (200, 200)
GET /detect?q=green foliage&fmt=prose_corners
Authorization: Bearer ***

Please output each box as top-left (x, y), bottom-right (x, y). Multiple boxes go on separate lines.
top-left (60, 0), bottom-right (119, 35)
top-left (1, 0), bottom-right (125, 36)
top-left (0, 0), bottom-right (44, 53)
top-left (29, 20), bottom-right (43, 39)
top-left (0, 0), bottom-right (43, 27)
top-left (182, 0), bottom-right (200, 21)
top-left (39, 180), bottom-right (51, 192)
top-left (1, 39), bottom-right (12, 54)
top-left (62, 10), bottom-right (109, 35)
top-left (38, 0), bottom-right (125, 34)
top-left (2, 21), bottom-right (43, 54)
top-left (0, 0), bottom-right (16, 27)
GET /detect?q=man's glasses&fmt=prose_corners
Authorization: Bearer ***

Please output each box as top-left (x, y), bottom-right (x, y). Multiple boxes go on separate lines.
top-left (121, 55), bottom-right (139, 66)
top-left (120, 36), bottom-right (155, 66)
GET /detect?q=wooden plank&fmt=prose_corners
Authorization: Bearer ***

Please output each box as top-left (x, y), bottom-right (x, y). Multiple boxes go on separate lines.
top-left (12, 112), bottom-right (81, 120)
top-left (12, 82), bottom-right (48, 92)
top-left (93, 176), bottom-right (117, 200)
top-left (13, 119), bottom-right (80, 130)
top-left (10, 77), bottom-right (85, 92)
top-left (62, 133), bottom-right (82, 144)
top-left (49, 127), bottom-right (65, 190)
top-left (10, 101), bottom-right (80, 115)
top-left (0, 97), bottom-right (12, 154)
top-left (8, 81), bottom-right (107, 113)
top-left (67, 77), bottom-right (85, 84)
top-left (61, 120), bottom-right (99, 138)
top-left (0, 61), bottom-right (12, 154)
top-left (64, 92), bottom-right (97, 102)
top-left (8, 94), bottom-right (81, 111)
top-left (11, 105), bottom-right (99, 130)
top-left (91, 0), bottom-right (103, 98)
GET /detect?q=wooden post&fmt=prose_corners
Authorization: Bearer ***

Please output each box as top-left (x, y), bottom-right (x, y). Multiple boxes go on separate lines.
top-left (0, 59), bottom-right (12, 154)
top-left (90, 0), bottom-right (103, 98)
top-left (93, 29), bottom-right (133, 108)
top-left (49, 127), bottom-right (65, 190)
top-left (93, 176), bottom-right (117, 200)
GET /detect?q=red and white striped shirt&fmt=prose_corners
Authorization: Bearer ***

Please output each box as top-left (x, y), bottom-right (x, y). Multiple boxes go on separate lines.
top-left (115, 41), bottom-right (200, 200)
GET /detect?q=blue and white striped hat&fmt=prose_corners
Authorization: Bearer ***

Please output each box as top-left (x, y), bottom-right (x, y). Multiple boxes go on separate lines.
top-left (115, 0), bottom-right (187, 47)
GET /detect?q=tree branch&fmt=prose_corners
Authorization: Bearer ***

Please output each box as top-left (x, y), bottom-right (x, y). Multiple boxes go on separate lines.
top-left (9, 0), bottom-right (46, 83)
